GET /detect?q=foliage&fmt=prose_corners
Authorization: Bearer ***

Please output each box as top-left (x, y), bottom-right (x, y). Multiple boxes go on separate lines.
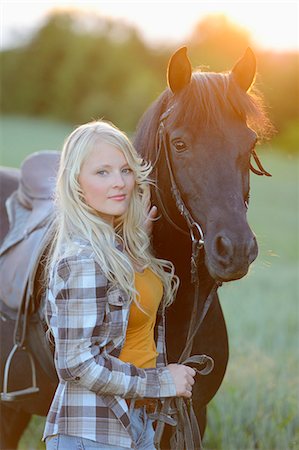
top-left (256, 52), bottom-right (299, 135)
top-left (0, 11), bottom-right (167, 133)
top-left (271, 120), bottom-right (299, 154)
top-left (0, 10), bottom-right (298, 149)
top-left (188, 14), bottom-right (252, 69)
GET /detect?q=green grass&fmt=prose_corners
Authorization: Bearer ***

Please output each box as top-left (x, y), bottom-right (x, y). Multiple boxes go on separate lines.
top-left (0, 116), bottom-right (297, 450)
top-left (0, 115), bottom-right (74, 168)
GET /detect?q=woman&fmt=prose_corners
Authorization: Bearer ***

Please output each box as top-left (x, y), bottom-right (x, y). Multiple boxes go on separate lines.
top-left (43, 120), bottom-right (196, 450)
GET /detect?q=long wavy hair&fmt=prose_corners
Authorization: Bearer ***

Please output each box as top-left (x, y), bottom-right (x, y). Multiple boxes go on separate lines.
top-left (46, 120), bottom-right (179, 309)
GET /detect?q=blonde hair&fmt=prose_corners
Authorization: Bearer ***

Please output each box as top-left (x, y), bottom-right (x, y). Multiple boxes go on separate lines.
top-left (47, 120), bottom-right (179, 309)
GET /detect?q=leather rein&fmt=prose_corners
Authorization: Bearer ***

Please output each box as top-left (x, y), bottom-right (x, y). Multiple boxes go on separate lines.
top-left (150, 107), bottom-right (272, 449)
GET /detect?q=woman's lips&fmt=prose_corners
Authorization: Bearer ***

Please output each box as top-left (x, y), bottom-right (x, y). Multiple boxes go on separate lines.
top-left (109, 195), bottom-right (126, 201)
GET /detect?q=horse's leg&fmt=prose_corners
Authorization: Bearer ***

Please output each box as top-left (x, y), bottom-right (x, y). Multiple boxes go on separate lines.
top-left (0, 403), bottom-right (31, 450)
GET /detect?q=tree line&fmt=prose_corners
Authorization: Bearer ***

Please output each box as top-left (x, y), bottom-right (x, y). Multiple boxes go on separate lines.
top-left (1, 11), bottom-right (298, 151)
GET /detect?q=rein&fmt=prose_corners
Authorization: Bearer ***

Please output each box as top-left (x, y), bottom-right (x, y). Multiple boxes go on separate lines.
top-left (152, 108), bottom-right (219, 450)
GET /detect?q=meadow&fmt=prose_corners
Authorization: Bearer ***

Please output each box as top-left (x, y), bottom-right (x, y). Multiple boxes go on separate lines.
top-left (0, 116), bottom-right (298, 450)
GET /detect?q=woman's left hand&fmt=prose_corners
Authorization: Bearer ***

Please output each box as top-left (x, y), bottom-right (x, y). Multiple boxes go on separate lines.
top-left (144, 205), bottom-right (158, 237)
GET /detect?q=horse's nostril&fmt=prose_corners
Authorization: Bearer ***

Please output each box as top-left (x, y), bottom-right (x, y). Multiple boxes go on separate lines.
top-left (215, 235), bottom-right (233, 259)
top-left (212, 232), bottom-right (258, 270)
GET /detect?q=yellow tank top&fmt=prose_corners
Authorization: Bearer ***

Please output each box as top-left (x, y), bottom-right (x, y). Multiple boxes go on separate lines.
top-left (119, 268), bottom-right (163, 368)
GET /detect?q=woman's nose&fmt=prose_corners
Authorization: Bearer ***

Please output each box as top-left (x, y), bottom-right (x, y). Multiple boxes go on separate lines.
top-left (112, 172), bottom-right (125, 187)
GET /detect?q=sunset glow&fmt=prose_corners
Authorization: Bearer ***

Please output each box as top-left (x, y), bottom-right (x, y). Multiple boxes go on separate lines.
top-left (1, 1), bottom-right (298, 52)
top-left (92, 1), bottom-right (299, 52)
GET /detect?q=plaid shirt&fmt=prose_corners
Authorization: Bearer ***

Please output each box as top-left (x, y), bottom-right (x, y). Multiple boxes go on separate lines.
top-left (43, 241), bottom-right (176, 448)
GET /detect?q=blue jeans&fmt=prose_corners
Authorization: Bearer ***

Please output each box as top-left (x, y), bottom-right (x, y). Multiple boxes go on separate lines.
top-left (45, 406), bottom-right (155, 449)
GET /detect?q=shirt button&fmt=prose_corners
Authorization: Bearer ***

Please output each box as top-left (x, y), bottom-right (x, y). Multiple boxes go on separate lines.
top-left (75, 376), bottom-right (80, 381)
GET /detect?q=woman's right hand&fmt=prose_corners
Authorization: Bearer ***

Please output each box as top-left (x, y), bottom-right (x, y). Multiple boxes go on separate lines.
top-left (166, 363), bottom-right (196, 398)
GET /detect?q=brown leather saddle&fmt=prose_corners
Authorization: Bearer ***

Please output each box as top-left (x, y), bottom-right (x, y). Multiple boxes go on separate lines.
top-left (0, 150), bottom-right (60, 401)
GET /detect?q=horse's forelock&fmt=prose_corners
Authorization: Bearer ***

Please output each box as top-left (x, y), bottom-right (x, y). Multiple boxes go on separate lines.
top-left (134, 68), bottom-right (273, 165)
top-left (169, 71), bottom-right (273, 140)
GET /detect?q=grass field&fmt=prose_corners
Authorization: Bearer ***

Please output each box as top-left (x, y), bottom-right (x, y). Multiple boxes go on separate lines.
top-left (0, 115), bottom-right (74, 168)
top-left (0, 116), bottom-right (298, 450)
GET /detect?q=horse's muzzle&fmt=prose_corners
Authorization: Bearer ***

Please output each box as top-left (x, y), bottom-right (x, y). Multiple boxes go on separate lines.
top-left (206, 232), bottom-right (258, 282)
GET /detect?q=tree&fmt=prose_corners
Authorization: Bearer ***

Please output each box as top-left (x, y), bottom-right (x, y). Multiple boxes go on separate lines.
top-left (188, 14), bottom-right (251, 70)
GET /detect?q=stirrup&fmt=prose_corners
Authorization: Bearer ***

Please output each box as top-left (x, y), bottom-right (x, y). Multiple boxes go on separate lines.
top-left (1, 344), bottom-right (39, 401)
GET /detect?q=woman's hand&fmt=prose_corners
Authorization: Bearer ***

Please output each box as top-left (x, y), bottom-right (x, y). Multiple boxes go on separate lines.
top-left (166, 364), bottom-right (196, 398)
top-left (144, 204), bottom-right (158, 237)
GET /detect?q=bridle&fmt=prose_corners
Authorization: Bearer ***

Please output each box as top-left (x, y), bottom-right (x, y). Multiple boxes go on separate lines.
top-left (152, 106), bottom-right (271, 240)
top-left (153, 107), bottom-right (204, 241)
top-left (151, 106), bottom-right (271, 449)
top-left (152, 107), bottom-right (216, 450)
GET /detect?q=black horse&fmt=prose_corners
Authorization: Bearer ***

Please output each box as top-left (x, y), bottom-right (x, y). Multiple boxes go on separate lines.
top-left (0, 47), bottom-right (271, 449)
top-left (133, 46), bottom-right (271, 445)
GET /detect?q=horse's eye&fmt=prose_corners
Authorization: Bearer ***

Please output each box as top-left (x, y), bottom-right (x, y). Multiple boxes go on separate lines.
top-left (172, 139), bottom-right (187, 153)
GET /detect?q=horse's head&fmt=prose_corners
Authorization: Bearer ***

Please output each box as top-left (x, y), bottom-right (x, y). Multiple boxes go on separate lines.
top-left (135, 47), bottom-right (272, 282)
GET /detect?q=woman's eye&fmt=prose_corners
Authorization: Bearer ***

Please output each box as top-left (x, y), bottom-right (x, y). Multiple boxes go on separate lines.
top-left (122, 168), bottom-right (132, 174)
top-left (97, 170), bottom-right (107, 176)
top-left (172, 139), bottom-right (187, 153)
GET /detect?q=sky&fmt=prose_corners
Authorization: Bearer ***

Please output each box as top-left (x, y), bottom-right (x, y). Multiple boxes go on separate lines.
top-left (0, 0), bottom-right (298, 52)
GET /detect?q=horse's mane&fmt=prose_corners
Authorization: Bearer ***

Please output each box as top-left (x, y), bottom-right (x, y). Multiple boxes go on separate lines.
top-left (134, 69), bottom-right (273, 161)
top-left (134, 89), bottom-right (171, 161)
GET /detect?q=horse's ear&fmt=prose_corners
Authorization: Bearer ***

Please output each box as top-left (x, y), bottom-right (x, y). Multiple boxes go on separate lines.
top-left (232, 47), bottom-right (256, 91)
top-left (167, 46), bottom-right (192, 93)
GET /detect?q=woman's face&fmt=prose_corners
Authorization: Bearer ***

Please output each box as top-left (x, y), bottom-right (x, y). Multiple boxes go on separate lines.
top-left (78, 142), bottom-right (135, 225)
